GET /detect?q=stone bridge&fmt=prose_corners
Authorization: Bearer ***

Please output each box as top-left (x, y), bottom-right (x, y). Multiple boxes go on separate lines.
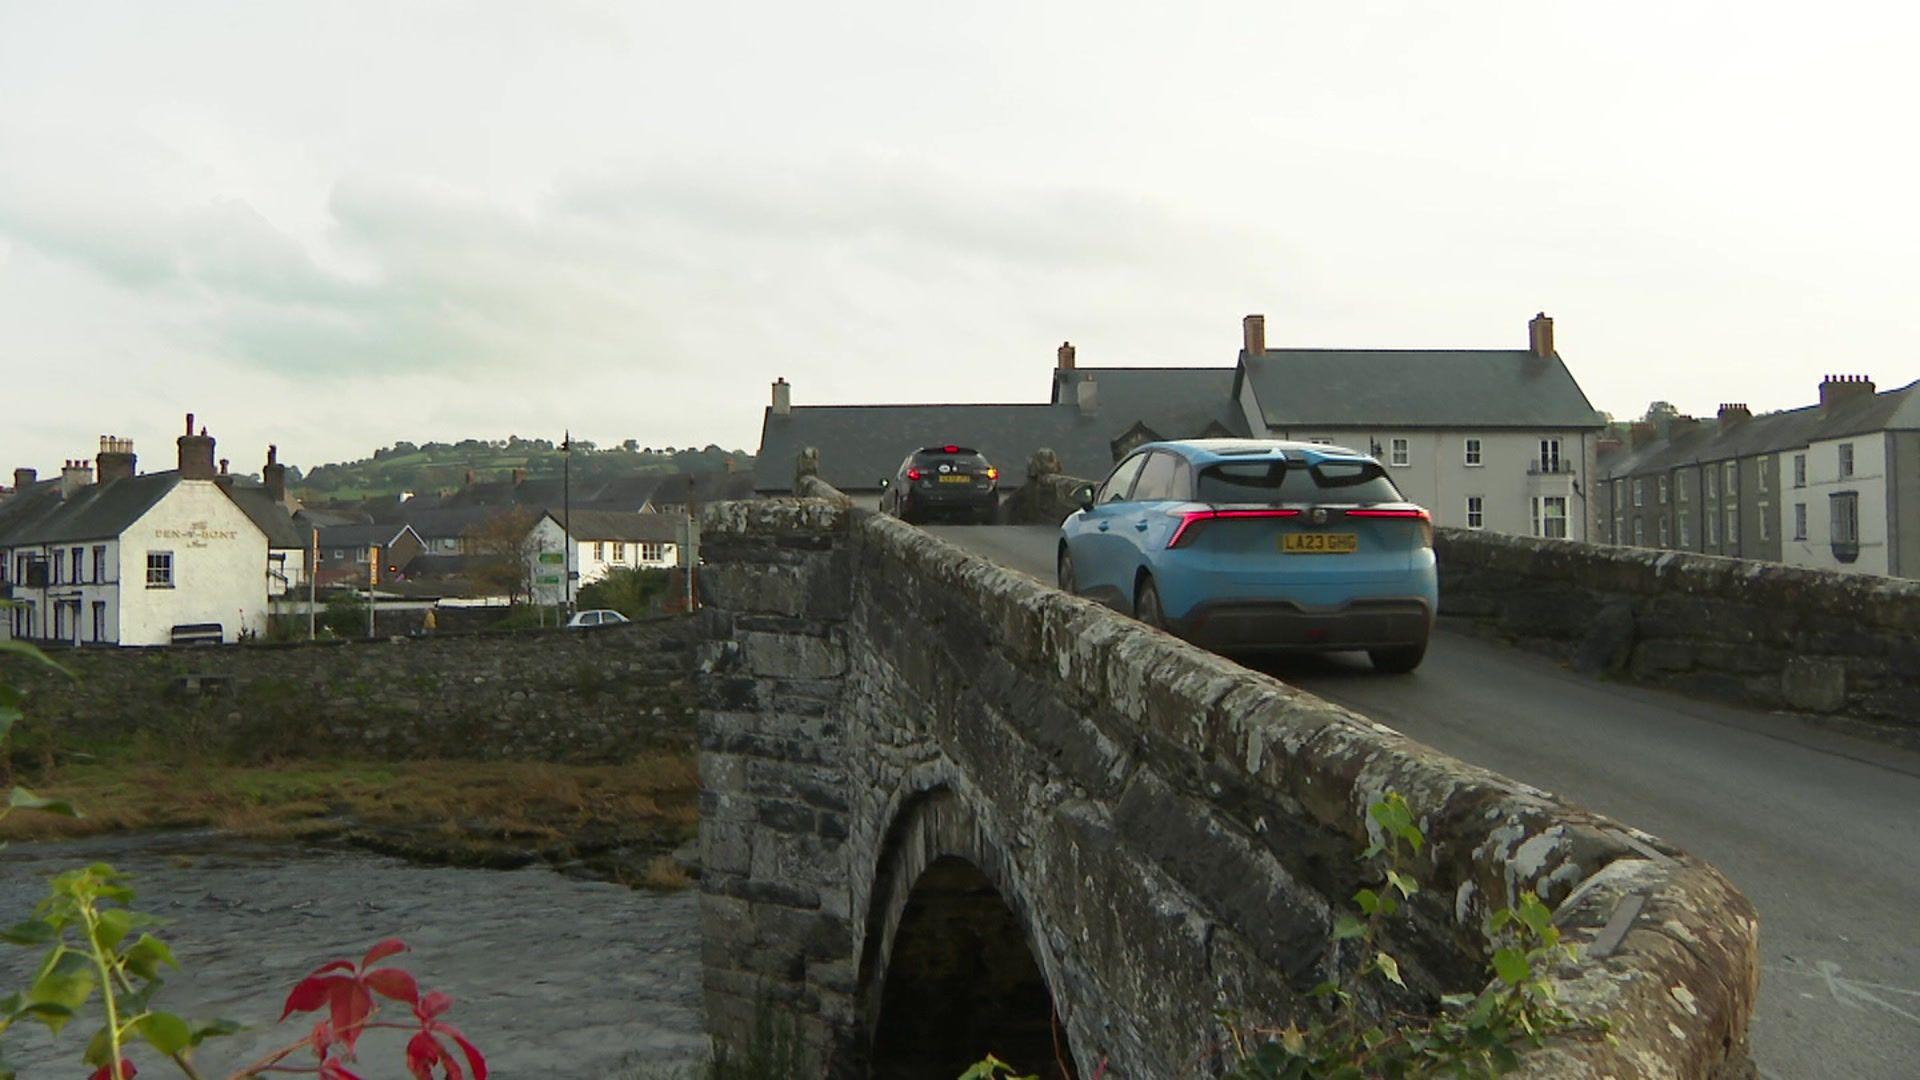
top-left (694, 493), bottom-right (1761, 1078)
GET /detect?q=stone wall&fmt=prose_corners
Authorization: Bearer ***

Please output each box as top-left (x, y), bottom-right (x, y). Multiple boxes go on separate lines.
top-left (7, 620), bottom-right (696, 763)
top-left (698, 495), bottom-right (1760, 1078)
top-left (1436, 528), bottom-right (1920, 737)
top-left (1000, 473), bottom-right (1092, 526)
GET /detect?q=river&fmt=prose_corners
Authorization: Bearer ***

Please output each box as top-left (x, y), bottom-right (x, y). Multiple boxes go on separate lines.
top-left (0, 831), bottom-right (706, 1079)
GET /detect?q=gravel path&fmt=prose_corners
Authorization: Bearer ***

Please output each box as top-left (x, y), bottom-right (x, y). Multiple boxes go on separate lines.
top-left (0, 831), bottom-right (705, 1079)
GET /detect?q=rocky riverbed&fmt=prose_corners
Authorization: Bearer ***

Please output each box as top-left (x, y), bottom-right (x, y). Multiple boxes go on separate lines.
top-left (0, 831), bottom-right (706, 1078)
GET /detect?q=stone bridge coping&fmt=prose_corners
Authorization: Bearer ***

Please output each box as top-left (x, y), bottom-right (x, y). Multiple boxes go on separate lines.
top-left (702, 486), bottom-right (1759, 1078)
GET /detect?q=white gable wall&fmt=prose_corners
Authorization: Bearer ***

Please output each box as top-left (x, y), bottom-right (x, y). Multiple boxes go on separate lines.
top-left (117, 480), bottom-right (271, 645)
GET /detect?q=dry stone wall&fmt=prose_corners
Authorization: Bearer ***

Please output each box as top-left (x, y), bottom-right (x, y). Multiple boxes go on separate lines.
top-left (1436, 529), bottom-right (1920, 738)
top-left (698, 495), bottom-right (1760, 1078)
top-left (7, 620), bottom-right (696, 762)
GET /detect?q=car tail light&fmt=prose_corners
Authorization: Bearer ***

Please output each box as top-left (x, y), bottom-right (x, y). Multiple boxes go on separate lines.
top-left (944, 445), bottom-right (959, 453)
top-left (1347, 507), bottom-right (1433, 547)
top-left (907, 468), bottom-right (922, 481)
top-left (985, 467), bottom-right (999, 480)
top-left (1167, 508), bottom-right (1300, 548)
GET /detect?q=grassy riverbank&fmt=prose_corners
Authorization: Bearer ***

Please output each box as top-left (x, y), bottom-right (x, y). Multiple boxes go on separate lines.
top-left (0, 752), bottom-right (700, 889)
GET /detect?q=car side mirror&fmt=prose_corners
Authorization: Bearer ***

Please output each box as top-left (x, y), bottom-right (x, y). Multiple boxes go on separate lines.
top-left (1075, 485), bottom-right (1096, 510)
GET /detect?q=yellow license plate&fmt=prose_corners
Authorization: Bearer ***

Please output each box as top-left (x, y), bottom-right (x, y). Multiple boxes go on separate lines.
top-left (1283, 532), bottom-right (1358, 554)
top-left (938, 474), bottom-right (973, 484)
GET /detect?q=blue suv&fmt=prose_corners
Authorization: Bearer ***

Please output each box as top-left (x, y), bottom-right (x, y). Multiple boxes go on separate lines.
top-left (1057, 439), bottom-right (1437, 671)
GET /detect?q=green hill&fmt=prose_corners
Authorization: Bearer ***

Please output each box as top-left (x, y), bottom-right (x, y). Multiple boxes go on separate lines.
top-left (293, 437), bottom-right (752, 501)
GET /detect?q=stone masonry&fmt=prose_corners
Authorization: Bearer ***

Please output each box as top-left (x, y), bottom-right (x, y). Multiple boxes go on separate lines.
top-left (698, 492), bottom-right (1760, 1078)
top-left (5, 620), bottom-right (696, 762)
top-left (1436, 528), bottom-right (1920, 739)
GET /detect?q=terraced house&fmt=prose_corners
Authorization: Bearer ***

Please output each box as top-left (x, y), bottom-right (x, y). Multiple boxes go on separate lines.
top-left (0, 416), bottom-right (306, 645)
top-left (1602, 376), bottom-right (1920, 577)
top-left (757, 311), bottom-right (1607, 539)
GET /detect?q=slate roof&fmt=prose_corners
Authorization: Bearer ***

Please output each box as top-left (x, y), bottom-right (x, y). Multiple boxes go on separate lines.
top-left (1050, 367), bottom-right (1246, 441)
top-left (1234, 349), bottom-right (1606, 430)
top-left (755, 403), bottom-right (1134, 494)
top-left (225, 486), bottom-right (309, 550)
top-left (397, 507), bottom-right (501, 540)
top-left (316, 523), bottom-right (419, 548)
top-left (1606, 379), bottom-right (1920, 479)
top-left (0, 481), bottom-right (70, 547)
top-left (544, 509), bottom-right (684, 543)
top-left (0, 472), bottom-right (183, 545)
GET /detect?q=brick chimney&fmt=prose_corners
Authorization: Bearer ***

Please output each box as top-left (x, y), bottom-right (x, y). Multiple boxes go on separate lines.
top-left (60, 458), bottom-right (93, 494)
top-left (1819, 374), bottom-right (1875, 410)
top-left (215, 458), bottom-right (234, 490)
top-left (97, 436), bottom-right (136, 484)
top-left (1629, 422), bottom-right (1657, 448)
top-left (1057, 341), bottom-right (1075, 370)
top-left (1242, 314), bottom-right (1266, 356)
top-left (1717, 403), bottom-right (1752, 429)
top-left (12, 468), bottom-right (36, 491)
top-left (262, 445), bottom-right (287, 504)
top-left (771, 378), bottom-right (792, 416)
top-left (1528, 312), bottom-right (1555, 358)
top-left (177, 413), bottom-right (217, 480)
top-left (1076, 374), bottom-right (1099, 414)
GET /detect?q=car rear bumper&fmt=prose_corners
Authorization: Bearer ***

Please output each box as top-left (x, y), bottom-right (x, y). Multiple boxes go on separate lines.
top-left (1169, 596), bottom-right (1433, 652)
top-left (904, 486), bottom-right (998, 509)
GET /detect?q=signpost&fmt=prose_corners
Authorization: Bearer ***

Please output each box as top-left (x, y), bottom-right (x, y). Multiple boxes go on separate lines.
top-left (367, 544), bottom-right (380, 638)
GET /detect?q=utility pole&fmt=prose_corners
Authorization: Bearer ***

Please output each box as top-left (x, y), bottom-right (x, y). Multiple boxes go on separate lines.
top-left (683, 474), bottom-right (697, 612)
top-left (308, 525), bottom-right (318, 639)
top-left (562, 432), bottom-right (574, 618)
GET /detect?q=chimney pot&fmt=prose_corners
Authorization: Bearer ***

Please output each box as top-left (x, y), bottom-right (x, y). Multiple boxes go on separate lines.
top-left (1242, 314), bottom-right (1266, 356)
top-left (1528, 312), bottom-right (1555, 358)
top-left (1819, 374), bottom-right (1876, 410)
top-left (96, 437), bottom-right (137, 484)
top-left (1057, 341), bottom-right (1076, 370)
top-left (185, 412), bottom-right (195, 436)
top-left (262, 445), bottom-right (288, 504)
top-left (771, 378), bottom-right (792, 416)
top-left (177, 414), bottom-right (218, 480)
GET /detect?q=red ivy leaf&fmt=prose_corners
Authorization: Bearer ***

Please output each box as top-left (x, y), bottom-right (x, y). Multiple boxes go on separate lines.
top-left (407, 1031), bottom-right (443, 1080)
top-left (330, 984), bottom-right (376, 1051)
top-left (283, 974), bottom-right (350, 1020)
top-left (364, 967), bottom-right (421, 1005)
top-left (417, 990), bottom-right (454, 1020)
top-left (88, 1062), bottom-right (137, 1080)
top-left (361, 938), bottom-right (410, 970)
top-left (440, 1023), bottom-right (488, 1080)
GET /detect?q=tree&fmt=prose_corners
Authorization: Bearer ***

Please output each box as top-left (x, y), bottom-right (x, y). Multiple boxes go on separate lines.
top-left (464, 507), bottom-right (541, 603)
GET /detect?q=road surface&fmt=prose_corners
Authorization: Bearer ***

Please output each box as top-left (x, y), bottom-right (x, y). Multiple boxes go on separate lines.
top-left (926, 522), bottom-right (1920, 1080)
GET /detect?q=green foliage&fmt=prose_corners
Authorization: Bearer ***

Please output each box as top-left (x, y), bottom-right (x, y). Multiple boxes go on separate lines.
top-left (958, 1055), bottom-right (1039, 1080)
top-left (579, 567), bottom-right (672, 619)
top-left (1220, 792), bottom-right (1590, 1079)
top-left (297, 437), bottom-right (753, 501)
top-left (318, 593), bottom-right (368, 638)
top-left (491, 604), bottom-right (565, 630)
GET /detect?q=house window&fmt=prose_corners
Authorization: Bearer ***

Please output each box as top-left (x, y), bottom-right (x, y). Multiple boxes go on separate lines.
top-left (640, 542), bottom-right (666, 562)
top-left (1532, 496), bottom-right (1568, 539)
top-left (1613, 516), bottom-right (1624, 544)
top-left (1658, 518), bottom-right (1670, 547)
top-left (1658, 477), bottom-right (1669, 504)
top-left (1758, 504), bottom-right (1771, 542)
top-left (1633, 519), bottom-right (1645, 546)
top-left (1724, 461), bottom-right (1737, 493)
top-left (1306, 438), bottom-right (1334, 446)
top-left (354, 549), bottom-right (369, 564)
top-left (1725, 508), bottom-right (1739, 547)
top-left (1676, 472), bottom-right (1689, 502)
top-left (1633, 479), bottom-right (1644, 508)
top-left (146, 551), bottom-right (174, 588)
top-left (1838, 443), bottom-right (1854, 478)
top-left (51, 555), bottom-right (61, 585)
top-left (1464, 439), bottom-right (1482, 467)
top-left (612, 542), bottom-right (626, 562)
top-left (1539, 438), bottom-right (1562, 474)
top-left (1706, 513), bottom-right (1718, 545)
top-left (1706, 469), bottom-right (1717, 498)
top-left (1830, 492), bottom-right (1859, 562)
top-left (92, 545), bottom-right (106, 583)
top-left (91, 601), bottom-right (106, 643)
top-left (1390, 438), bottom-right (1410, 467)
top-left (593, 541), bottom-right (605, 561)
top-left (70, 547), bottom-right (84, 583)
top-left (1466, 496), bottom-right (1484, 530)
top-left (1757, 458), bottom-right (1770, 494)
top-left (1793, 453), bottom-right (1807, 488)
top-left (1678, 515), bottom-right (1691, 548)
top-left (1794, 503), bottom-right (1807, 540)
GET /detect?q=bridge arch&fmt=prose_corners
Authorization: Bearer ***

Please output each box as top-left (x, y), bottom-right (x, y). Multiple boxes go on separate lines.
top-left (854, 785), bottom-right (1080, 1080)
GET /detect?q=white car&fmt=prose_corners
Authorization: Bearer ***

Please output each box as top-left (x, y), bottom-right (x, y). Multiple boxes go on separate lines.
top-left (565, 609), bottom-right (631, 629)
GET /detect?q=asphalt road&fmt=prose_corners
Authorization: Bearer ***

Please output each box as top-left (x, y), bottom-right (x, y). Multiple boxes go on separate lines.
top-left (926, 522), bottom-right (1920, 1080)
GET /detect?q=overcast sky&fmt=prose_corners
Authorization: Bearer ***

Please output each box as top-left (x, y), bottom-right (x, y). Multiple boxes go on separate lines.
top-left (3, 1), bottom-right (1915, 475)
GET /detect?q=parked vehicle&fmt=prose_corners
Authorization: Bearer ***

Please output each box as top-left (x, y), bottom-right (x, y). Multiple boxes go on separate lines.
top-left (1056, 439), bottom-right (1437, 671)
top-left (565, 608), bottom-right (631, 629)
top-left (880, 445), bottom-right (1001, 524)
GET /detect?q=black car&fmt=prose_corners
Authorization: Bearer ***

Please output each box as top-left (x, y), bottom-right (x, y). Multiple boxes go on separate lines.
top-left (881, 445), bottom-right (1000, 524)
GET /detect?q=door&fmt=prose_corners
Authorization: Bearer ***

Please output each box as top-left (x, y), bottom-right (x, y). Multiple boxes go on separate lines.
top-left (1071, 452), bottom-right (1150, 608)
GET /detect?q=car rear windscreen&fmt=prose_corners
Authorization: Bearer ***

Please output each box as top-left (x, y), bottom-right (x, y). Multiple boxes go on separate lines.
top-left (1195, 460), bottom-right (1402, 504)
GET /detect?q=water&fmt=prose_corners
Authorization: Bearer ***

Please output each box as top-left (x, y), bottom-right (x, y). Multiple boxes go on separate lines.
top-left (0, 831), bottom-right (705, 1078)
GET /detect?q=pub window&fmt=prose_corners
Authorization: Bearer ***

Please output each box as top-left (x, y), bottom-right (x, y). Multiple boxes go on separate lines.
top-left (146, 551), bottom-right (174, 588)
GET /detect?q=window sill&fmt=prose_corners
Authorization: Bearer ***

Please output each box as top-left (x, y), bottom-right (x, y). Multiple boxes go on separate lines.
top-left (146, 584), bottom-right (175, 590)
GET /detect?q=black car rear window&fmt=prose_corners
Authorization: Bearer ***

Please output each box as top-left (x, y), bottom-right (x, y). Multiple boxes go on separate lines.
top-left (913, 450), bottom-right (989, 466)
top-left (1196, 460), bottom-right (1402, 504)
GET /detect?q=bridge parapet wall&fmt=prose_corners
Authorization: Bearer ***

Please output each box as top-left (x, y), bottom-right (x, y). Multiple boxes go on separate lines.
top-left (699, 495), bottom-right (1759, 1077)
top-left (1437, 528), bottom-right (1920, 738)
